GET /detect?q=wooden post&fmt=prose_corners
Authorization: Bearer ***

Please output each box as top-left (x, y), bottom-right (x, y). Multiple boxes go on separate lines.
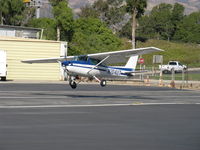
top-left (159, 62), bottom-right (163, 86)
top-left (170, 68), bottom-right (175, 88)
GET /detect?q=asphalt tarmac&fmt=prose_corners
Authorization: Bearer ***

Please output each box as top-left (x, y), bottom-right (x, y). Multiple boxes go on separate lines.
top-left (0, 83), bottom-right (200, 150)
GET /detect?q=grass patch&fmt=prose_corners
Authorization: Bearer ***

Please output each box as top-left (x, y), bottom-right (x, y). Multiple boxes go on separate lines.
top-left (151, 73), bottom-right (200, 81)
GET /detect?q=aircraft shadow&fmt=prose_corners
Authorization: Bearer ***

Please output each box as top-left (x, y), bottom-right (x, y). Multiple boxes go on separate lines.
top-left (32, 93), bottom-right (155, 100)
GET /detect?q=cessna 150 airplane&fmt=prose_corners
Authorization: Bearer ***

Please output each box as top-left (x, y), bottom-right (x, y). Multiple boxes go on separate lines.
top-left (22, 47), bottom-right (163, 89)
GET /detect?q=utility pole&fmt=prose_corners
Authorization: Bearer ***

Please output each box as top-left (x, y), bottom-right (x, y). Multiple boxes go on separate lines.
top-left (24, 0), bottom-right (42, 18)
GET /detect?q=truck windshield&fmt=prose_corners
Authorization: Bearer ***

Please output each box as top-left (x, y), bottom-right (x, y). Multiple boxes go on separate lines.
top-left (169, 62), bottom-right (177, 65)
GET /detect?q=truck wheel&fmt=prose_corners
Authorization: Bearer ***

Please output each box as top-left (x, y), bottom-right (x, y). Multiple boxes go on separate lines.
top-left (1, 77), bottom-right (6, 81)
top-left (163, 70), bottom-right (169, 74)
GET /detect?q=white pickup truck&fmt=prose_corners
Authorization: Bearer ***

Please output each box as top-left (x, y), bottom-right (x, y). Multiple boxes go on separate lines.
top-left (0, 50), bottom-right (7, 81)
top-left (159, 61), bottom-right (187, 74)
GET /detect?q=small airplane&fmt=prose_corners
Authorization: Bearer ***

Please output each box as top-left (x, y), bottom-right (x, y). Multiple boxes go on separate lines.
top-left (22, 47), bottom-right (163, 89)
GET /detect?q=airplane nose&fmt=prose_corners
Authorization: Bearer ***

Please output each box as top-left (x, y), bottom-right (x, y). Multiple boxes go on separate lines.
top-left (61, 62), bottom-right (65, 67)
top-left (62, 61), bottom-right (70, 67)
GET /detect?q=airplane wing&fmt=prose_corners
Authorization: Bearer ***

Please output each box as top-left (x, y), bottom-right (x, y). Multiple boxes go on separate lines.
top-left (21, 56), bottom-right (74, 64)
top-left (22, 47), bottom-right (163, 64)
top-left (88, 47), bottom-right (163, 65)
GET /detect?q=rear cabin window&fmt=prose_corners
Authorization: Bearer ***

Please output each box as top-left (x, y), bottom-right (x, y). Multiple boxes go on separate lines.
top-left (178, 63), bottom-right (183, 66)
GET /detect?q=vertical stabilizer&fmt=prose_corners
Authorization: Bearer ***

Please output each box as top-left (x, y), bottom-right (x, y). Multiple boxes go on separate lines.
top-left (125, 56), bottom-right (138, 70)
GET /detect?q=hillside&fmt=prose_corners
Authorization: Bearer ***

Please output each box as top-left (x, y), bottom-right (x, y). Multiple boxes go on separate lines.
top-left (68, 0), bottom-right (200, 14)
top-left (137, 40), bottom-right (200, 67)
top-left (148, 0), bottom-right (200, 14)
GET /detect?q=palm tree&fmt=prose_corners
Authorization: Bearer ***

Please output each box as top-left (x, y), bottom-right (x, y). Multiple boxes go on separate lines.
top-left (126, 0), bottom-right (147, 49)
top-left (0, 0), bottom-right (8, 25)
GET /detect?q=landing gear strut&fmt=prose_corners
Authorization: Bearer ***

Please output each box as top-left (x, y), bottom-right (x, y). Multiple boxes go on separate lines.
top-left (93, 76), bottom-right (107, 87)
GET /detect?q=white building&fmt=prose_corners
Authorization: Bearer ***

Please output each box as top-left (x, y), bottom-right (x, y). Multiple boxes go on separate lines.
top-left (0, 25), bottom-right (41, 39)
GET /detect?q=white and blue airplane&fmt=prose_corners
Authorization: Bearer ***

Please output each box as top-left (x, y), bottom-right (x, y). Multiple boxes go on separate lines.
top-left (22, 47), bottom-right (163, 89)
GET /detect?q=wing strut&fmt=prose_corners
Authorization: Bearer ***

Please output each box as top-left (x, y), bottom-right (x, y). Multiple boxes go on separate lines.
top-left (87, 55), bottom-right (110, 75)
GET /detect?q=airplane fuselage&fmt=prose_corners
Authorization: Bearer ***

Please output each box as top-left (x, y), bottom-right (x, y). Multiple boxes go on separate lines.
top-left (62, 60), bottom-right (134, 79)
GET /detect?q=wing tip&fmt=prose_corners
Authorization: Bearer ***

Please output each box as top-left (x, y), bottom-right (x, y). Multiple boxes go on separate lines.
top-left (150, 47), bottom-right (165, 51)
top-left (21, 60), bottom-right (32, 64)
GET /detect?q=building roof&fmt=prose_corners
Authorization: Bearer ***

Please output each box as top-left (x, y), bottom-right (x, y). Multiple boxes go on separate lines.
top-left (0, 25), bottom-right (42, 32)
top-left (0, 36), bottom-right (61, 43)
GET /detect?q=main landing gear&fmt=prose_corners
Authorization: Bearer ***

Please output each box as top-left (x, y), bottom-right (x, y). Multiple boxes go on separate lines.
top-left (68, 76), bottom-right (107, 89)
top-left (100, 80), bottom-right (107, 87)
top-left (93, 76), bottom-right (107, 87)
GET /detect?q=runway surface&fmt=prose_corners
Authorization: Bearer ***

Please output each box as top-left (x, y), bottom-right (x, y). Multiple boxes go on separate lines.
top-left (0, 83), bottom-right (200, 150)
top-left (0, 83), bottom-right (200, 107)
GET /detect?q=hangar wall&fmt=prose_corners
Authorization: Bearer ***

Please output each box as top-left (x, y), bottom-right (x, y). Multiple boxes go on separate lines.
top-left (0, 37), bottom-right (66, 81)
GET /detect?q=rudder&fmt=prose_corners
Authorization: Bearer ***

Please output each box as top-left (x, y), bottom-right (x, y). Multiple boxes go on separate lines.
top-left (125, 56), bottom-right (139, 70)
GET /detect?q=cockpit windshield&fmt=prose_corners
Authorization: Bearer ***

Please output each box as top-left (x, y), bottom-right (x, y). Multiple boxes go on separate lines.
top-left (74, 55), bottom-right (88, 62)
top-left (73, 56), bottom-right (106, 66)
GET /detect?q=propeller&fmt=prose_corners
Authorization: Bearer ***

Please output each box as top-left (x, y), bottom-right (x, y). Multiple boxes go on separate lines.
top-left (60, 44), bottom-right (68, 81)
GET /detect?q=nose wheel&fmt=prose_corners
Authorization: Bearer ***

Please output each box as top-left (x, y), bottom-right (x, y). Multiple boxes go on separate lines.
top-left (69, 76), bottom-right (77, 89)
top-left (69, 80), bottom-right (77, 89)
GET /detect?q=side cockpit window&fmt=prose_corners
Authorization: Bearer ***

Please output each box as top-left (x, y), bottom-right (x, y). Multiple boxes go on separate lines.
top-left (89, 58), bottom-right (106, 67)
top-left (90, 58), bottom-right (100, 65)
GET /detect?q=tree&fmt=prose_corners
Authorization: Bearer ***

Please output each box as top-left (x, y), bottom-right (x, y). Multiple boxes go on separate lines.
top-left (79, 0), bottom-right (127, 33)
top-left (171, 3), bottom-right (185, 38)
top-left (134, 3), bottom-right (184, 41)
top-left (0, 0), bottom-right (26, 25)
top-left (171, 3), bottom-right (185, 26)
top-left (27, 18), bottom-right (57, 40)
top-left (174, 11), bottom-right (200, 44)
top-left (151, 3), bottom-right (174, 41)
top-left (50, 0), bottom-right (74, 41)
top-left (27, 0), bottom-right (73, 41)
top-left (49, 0), bottom-right (64, 6)
top-left (79, 5), bottom-right (99, 18)
top-left (69, 18), bottom-right (122, 56)
top-left (0, 0), bottom-right (8, 24)
top-left (126, 0), bottom-right (147, 48)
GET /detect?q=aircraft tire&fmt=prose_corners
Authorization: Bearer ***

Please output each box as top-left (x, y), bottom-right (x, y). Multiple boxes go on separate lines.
top-left (100, 80), bottom-right (107, 87)
top-left (70, 81), bottom-right (77, 89)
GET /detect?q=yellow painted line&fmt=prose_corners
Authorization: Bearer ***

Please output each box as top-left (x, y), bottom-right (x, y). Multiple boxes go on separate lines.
top-left (132, 102), bottom-right (144, 105)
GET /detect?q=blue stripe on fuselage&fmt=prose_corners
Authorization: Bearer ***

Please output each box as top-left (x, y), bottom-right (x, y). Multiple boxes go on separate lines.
top-left (62, 61), bottom-right (134, 72)
top-left (108, 66), bottom-right (134, 72)
top-left (62, 60), bottom-right (89, 66)
top-left (72, 65), bottom-right (107, 72)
